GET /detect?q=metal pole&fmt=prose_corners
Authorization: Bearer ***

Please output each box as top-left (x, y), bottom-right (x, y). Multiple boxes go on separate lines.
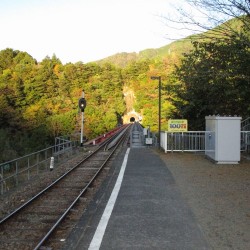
top-left (151, 76), bottom-right (162, 149)
top-left (80, 111), bottom-right (84, 146)
top-left (159, 76), bottom-right (161, 149)
top-left (80, 90), bottom-right (85, 147)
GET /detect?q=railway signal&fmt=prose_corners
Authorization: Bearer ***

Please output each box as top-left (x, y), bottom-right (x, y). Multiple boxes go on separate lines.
top-left (78, 97), bottom-right (86, 112)
top-left (79, 90), bottom-right (86, 146)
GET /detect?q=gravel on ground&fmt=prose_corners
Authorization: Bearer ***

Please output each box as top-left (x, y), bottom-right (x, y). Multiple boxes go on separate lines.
top-left (0, 149), bottom-right (91, 219)
top-left (158, 151), bottom-right (250, 250)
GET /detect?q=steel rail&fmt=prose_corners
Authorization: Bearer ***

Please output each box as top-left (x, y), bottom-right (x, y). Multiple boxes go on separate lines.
top-left (0, 123), bottom-right (130, 249)
top-left (0, 125), bottom-right (129, 225)
top-left (34, 124), bottom-right (131, 250)
top-left (0, 146), bottom-right (97, 225)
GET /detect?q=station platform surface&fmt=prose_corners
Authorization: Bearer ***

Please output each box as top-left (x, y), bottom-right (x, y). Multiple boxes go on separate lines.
top-left (64, 147), bottom-right (210, 250)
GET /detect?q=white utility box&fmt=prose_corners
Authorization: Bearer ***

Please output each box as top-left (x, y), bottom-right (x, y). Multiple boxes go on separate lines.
top-left (145, 137), bottom-right (153, 145)
top-left (205, 116), bottom-right (241, 164)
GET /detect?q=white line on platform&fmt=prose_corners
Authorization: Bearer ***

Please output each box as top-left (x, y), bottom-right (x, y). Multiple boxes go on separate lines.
top-left (88, 148), bottom-right (130, 250)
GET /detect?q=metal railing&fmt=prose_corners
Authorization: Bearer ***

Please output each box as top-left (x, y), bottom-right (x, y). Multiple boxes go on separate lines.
top-left (161, 131), bottom-right (250, 153)
top-left (0, 139), bottom-right (78, 195)
top-left (241, 131), bottom-right (250, 152)
top-left (161, 131), bottom-right (208, 153)
top-left (241, 117), bottom-right (250, 131)
top-left (54, 136), bottom-right (73, 154)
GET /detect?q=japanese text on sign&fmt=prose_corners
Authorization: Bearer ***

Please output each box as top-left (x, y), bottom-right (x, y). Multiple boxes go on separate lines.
top-left (168, 119), bottom-right (188, 132)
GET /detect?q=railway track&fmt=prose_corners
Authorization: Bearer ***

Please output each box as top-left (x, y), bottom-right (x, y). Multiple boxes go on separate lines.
top-left (0, 124), bottom-right (131, 250)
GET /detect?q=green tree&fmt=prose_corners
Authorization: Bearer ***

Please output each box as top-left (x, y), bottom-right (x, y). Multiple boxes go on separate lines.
top-left (173, 35), bottom-right (250, 129)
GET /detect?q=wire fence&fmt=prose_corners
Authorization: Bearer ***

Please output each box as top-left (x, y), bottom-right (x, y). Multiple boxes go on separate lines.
top-left (0, 136), bottom-right (79, 195)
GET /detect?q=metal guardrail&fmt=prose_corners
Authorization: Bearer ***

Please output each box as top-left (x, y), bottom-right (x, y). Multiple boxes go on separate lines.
top-left (241, 117), bottom-right (250, 131)
top-left (161, 131), bottom-right (208, 153)
top-left (241, 131), bottom-right (250, 152)
top-left (160, 131), bottom-right (250, 153)
top-left (0, 139), bottom-right (78, 195)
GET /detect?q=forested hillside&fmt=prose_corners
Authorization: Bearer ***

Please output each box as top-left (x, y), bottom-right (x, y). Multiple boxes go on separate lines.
top-left (96, 38), bottom-right (193, 68)
top-left (0, 16), bottom-right (250, 162)
top-left (0, 51), bottom-right (126, 161)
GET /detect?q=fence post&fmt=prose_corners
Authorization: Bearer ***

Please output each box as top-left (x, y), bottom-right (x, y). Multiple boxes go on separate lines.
top-left (15, 161), bottom-right (18, 187)
top-left (28, 157), bottom-right (30, 180)
top-left (1, 166), bottom-right (3, 195)
top-left (50, 157), bottom-right (54, 171)
top-left (181, 132), bottom-right (184, 152)
top-left (36, 153), bottom-right (39, 174)
top-left (245, 132), bottom-right (248, 151)
top-left (165, 132), bottom-right (168, 153)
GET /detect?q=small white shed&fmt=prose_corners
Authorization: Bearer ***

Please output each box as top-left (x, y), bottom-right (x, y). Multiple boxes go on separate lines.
top-left (205, 116), bottom-right (242, 164)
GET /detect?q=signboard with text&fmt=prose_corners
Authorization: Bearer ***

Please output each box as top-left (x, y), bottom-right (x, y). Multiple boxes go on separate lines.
top-left (168, 119), bottom-right (188, 132)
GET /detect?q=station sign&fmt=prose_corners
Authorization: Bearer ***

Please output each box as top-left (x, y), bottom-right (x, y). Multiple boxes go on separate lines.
top-left (168, 119), bottom-right (188, 132)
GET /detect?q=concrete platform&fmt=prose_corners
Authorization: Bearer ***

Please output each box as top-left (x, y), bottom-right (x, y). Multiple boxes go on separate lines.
top-left (64, 148), bottom-right (210, 250)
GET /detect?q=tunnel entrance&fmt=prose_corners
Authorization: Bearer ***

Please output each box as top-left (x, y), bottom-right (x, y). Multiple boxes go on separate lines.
top-left (122, 109), bottom-right (142, 124)
top-left (130, 117), bottom-right (135, 122)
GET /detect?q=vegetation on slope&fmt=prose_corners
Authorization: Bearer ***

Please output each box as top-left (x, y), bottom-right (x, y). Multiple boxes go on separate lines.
top-left (0, 17), bottom-right (249, 162)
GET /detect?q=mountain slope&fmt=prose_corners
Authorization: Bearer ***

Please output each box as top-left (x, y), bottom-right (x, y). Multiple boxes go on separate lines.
top-left (95, 17), bottom-right (244, 68)
top-left (95, 38), bottom-right (193, 67)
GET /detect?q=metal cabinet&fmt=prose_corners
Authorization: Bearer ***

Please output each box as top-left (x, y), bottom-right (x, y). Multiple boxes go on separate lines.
top-left (205, 116), bottom-right (241, 164)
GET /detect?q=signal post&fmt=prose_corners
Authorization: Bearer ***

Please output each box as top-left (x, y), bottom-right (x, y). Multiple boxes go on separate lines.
top-left (78, 90), bottom-right (86, 147)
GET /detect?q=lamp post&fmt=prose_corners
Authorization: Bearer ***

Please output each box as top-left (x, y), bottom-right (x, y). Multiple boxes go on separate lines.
top-left (151, 76), bottom-right (161, 149)
top-left (78, 90), bottom-right (86, 147)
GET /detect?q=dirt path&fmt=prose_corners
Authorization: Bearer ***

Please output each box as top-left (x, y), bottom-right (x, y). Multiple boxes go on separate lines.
top-left (158, 152), bottom-right (250, 250)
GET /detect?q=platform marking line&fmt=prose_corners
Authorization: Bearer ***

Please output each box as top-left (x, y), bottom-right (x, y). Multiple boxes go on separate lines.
top-left (88, 148), bottom-right (130, 250)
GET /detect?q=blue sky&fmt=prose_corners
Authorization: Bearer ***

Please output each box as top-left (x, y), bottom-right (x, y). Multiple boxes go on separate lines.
top-left (0, 0), bottom-right (194, 64)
